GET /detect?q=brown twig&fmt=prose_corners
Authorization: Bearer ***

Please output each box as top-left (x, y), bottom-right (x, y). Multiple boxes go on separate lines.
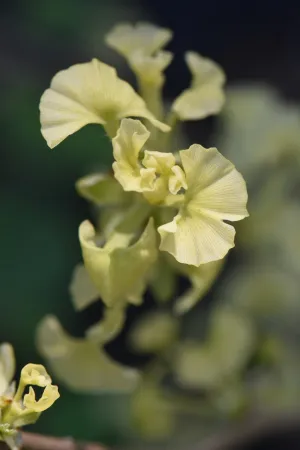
top-left (0, 413), bottom-right (299, 450)
top-left (21, 432), bottom-right (107, 450)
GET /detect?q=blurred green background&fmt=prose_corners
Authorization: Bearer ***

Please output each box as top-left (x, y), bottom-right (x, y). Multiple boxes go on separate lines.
top-left (2, 0), bottom-right (300, 446)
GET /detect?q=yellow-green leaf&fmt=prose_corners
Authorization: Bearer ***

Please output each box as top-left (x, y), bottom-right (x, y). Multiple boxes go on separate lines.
top-left (37, 316), bottom-right (139, 393)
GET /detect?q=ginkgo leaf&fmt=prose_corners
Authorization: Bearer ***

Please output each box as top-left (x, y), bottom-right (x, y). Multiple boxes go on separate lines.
top-left (37, 316), bottom-right (139, 393)
top-left (158, 144), bottom-right (248, 266)
top-left (172, 52), bottom-right (225, 121)
top-left (40, 59), bottom-right (169, 148)
top-left (79, 218), bottom-right (157, 307)
top-left (105, 22), bottom-right (173, 58)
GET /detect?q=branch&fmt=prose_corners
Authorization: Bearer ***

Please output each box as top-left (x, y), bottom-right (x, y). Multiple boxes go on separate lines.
top-left (20, 432), bottom-right (107, 450)
top-left (0, 413), bottom-right (299, 450)
top-left (0, 432), bottom-right (107, 450)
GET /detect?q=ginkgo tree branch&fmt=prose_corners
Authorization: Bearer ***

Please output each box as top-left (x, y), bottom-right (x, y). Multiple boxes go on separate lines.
top-left (0, 413), bottom-right (299, 450)
top-left (0, 432), bottom-right (107, 450)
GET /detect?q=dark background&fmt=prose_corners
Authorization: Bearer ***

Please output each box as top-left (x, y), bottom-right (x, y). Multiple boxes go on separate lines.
top-left (1, 0), bottom-right (300, 446)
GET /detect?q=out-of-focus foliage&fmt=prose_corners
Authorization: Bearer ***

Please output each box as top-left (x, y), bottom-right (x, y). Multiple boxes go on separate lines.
top-left (209, 85), bottom-right (300, 419)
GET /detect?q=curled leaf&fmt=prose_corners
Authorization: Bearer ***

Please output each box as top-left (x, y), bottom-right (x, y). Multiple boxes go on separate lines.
top-left (37, 316), bottom-right (139, 393)
top-left (23, 384), bottom-right (60, 413)
top-left (20, 364), bottom-right (52, 388)
top-left (79, 217), bottom-right (157, 307)
top-left (172, 52), bottom-right (225, 121)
